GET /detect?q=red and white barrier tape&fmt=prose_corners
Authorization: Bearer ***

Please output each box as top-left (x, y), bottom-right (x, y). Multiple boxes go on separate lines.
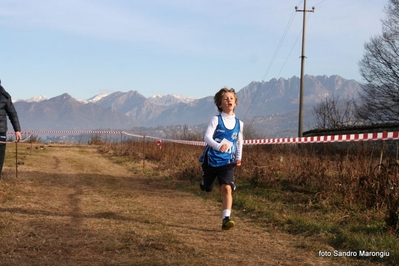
top-left (244, 131), bottom-right (399, 145)
top-left (159, 138), bottom-right (206, 146)
top-left (5, 130), bottom-right (399, 146)
top-left (7, 130), bottom-right (123, 135)
top-left (121, 131), bottom-right (206, 146)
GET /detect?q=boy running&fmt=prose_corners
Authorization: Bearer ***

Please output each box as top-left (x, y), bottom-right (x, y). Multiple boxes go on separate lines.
top-left (199, 87), bottom-right (244, 230)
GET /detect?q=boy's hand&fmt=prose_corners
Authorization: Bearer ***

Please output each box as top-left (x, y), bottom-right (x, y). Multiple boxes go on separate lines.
top-left (219, 144), bottom-right (228, 153)
top-left (236, 160), bottom-right (241, 166)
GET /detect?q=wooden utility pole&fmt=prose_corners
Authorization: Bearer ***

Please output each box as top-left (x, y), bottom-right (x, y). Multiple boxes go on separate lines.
top-left (296, 1), bottom-right (314, 137)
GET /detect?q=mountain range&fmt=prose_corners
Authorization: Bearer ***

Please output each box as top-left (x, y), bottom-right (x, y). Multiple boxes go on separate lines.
top-left (12, 75), bottom-right (362, 138)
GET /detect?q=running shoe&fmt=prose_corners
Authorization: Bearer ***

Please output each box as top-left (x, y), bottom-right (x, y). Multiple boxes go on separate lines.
top-left (222, 216), bottom-right (235, 230)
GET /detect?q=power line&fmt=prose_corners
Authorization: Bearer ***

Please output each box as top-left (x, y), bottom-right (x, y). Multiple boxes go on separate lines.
top-left (243, 6), bottom-right (299, 121)
top-left (299, 0), bottom-right (327, 7)
top-left (313, 0), bottom-right (327, 7)
top-left (261, 11), bottom-right (297, 82)
top-left (252, 24), bottom-right (304, 121)
top-left (244, 2), bottom-right (307, 125)
top-left (243, 1), bottom-right (320, 136)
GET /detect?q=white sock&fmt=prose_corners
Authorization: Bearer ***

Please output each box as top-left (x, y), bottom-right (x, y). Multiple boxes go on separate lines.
top-left (222, 209), bottom-right (231, 219)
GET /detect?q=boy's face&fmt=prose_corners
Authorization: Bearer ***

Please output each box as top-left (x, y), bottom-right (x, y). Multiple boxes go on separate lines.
top-left (219, 92), bottom-right (236, 114)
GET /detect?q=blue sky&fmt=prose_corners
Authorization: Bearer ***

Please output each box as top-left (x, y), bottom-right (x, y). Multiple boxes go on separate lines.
top-left (0, 0), bottom-right (386, 101)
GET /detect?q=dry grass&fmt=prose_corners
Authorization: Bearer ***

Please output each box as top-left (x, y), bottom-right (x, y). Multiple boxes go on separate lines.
top-left (99, 139), bottom-right (399, 265)
top-left (0, 143), bottom-right (369, 266)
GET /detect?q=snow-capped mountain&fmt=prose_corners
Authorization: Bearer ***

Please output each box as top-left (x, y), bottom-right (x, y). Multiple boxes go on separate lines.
top-left (14, 95), bottom-right (48, 103)
top-left (87, 93), bottom-right (109, 103)
top-left (148, 94), bottom-right (194, 106)
top-left (14, 93), bottom-right (193, 106)
top-left (76, 93), bottom-right (109, 104)
top-left (11, 75), bottom-right (362, 137)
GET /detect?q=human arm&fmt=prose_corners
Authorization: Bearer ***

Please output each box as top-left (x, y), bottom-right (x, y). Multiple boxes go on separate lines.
top-left (2, 86), bottom-right (21, 135)
top-left (6, 100), bottom-right (21, 142)
top-left (235, 121), bottom-right (244, 166)
top-left (204, 116), bottom-right (224, 151)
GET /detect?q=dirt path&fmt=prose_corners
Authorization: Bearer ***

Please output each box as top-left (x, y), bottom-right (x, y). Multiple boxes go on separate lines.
top-left (0, 145), bottom-right (354, 265)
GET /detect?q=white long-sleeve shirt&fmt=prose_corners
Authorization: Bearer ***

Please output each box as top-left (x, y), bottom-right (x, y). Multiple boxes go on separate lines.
top-left (204, 112), bottom-right (244, 160)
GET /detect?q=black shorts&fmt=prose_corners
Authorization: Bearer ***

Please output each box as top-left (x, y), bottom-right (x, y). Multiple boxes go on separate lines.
top-left (201, 159), bottom-right (236, 192)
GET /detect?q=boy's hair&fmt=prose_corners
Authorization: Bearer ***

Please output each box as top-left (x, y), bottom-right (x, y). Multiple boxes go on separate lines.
top-left (214, 87), bottom-right (238, 112)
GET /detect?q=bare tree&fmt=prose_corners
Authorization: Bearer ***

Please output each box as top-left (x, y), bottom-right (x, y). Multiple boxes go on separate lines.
top-left (243, 121), bottom-right (266, 140)
top-left (312, 94), bottom-right (360, 129)
top-left (357, 0), bottom-right (399, 124)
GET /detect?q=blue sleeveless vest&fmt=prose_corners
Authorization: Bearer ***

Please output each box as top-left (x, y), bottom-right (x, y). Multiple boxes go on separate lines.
top-left (199, 115), bottom-right (240, 167)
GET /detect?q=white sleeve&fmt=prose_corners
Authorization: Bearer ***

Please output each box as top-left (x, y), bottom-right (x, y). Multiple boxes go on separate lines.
top-left (204, 116), bottom-right (222, 151)
top-left (236, 121), bottom-right (244, 160)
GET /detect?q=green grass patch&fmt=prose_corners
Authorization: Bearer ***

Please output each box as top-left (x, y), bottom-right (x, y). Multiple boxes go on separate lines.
top-left (185, 179), bottom-right (399, 265)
